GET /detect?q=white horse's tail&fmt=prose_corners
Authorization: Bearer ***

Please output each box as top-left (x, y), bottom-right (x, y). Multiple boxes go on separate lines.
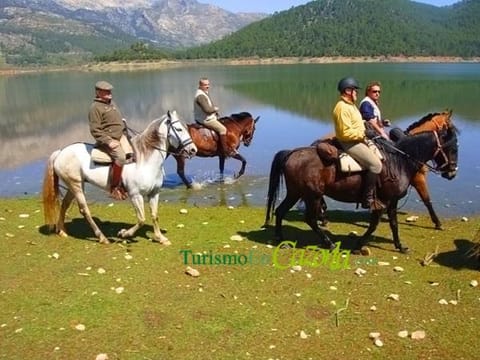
top-left (42, 150), bottom-right (61, 231)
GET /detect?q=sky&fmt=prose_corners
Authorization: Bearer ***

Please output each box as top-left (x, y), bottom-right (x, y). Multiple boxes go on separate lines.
top-left (200, 0), bottom-right (459, 14)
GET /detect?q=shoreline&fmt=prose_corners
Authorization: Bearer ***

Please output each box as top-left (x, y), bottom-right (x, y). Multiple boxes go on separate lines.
top-left (1, 56), bottom-right (479, 75)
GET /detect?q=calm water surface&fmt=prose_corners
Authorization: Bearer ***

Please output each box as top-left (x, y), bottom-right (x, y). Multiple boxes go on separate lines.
top-left (0, 63), bottom-right (479, 217)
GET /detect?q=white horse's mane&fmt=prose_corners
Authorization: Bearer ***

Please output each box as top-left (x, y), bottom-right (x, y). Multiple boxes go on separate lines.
top-left (131, 114), bottom-right (170, 161)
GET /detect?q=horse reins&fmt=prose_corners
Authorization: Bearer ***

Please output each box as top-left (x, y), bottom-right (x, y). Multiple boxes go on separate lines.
top-left (378, 130), bottom-right (453, 175)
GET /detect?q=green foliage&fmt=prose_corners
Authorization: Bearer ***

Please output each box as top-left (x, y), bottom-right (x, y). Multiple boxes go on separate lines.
top-left (94, 42), bottom-right (173, 62)
top-left (178, 0), bottom-right (480, 59)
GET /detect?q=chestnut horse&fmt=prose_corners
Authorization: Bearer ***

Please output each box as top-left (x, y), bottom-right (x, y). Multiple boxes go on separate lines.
top-left (264, 123), bottom-right (458, 253)
top-left (315, 110), bottom-right (455, 229)
top-left (172, 112), bottom-right (259, 188)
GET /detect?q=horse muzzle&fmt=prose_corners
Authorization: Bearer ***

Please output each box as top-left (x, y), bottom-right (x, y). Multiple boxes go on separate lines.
top-left (181, 144), bottom-right (197, 158)
top-left (441, 168), bottom-right (457, 180)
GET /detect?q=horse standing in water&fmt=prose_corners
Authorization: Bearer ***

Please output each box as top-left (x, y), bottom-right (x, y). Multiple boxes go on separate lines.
top-left (42, 111), bottom-right (197, 245)
top-left (264, 123), bottom-right (458, 253)
top-left (314, 110), bottom-right (456, 229)
top-left (172, 112), bottom-right (259, 188)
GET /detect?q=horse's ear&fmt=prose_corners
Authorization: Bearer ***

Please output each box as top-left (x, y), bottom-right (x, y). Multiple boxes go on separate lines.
top-left (167, 110), bottom-right (171, 118)
top-left (254, 116), bottom-right (260, 123)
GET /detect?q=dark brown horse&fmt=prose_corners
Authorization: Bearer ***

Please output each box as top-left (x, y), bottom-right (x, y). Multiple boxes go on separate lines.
top-left (264, 123), bottom-right (458, 253)
top-left (314, 110), bottom-right (454, 229)
top-left (172, 112), bottom-right (259, 188)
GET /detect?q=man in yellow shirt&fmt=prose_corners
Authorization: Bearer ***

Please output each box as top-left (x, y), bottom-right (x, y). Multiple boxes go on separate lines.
top-left (332, 77), bottom-right (384, 210)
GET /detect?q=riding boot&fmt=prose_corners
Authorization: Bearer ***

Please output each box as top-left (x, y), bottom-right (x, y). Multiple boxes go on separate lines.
top-left (110, 163), bottom-right (128, 200)
top-left (361, 172), bottom-right (385, 210)
top-left (219, 134), bottom-right (235, 157)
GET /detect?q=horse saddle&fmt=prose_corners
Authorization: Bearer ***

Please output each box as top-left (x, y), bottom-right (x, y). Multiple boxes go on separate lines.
top-left (316, 138), bottom-right (383, 173)
top-left (91, 135), bottom-right (134, 164)
top-left (190, 123), bottom-right (219, 140)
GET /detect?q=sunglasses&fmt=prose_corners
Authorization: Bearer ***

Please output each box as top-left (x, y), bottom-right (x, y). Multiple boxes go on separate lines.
top-left (371, 90), bottom-right (381, 94)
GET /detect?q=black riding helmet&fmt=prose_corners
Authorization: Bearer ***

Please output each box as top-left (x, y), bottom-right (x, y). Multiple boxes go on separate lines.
top-left (337, 77), bottom-right (360, 93)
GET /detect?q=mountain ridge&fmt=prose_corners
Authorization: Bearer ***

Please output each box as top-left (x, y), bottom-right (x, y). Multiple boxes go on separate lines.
top-left (0, 0), bottom-right (266, 65)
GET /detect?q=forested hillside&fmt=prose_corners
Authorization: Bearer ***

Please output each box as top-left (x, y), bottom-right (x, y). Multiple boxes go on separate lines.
top-left (179, 0), bottom-right (480, 59)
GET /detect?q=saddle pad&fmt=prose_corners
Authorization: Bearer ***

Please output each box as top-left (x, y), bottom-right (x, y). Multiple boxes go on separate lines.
top-left (339, 141), bottom-right (383, 173)
top-left (91, 148), bottom-right (112, 164)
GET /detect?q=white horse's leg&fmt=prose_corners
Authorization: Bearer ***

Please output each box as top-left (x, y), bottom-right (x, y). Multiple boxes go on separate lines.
top-left (70, 183), bottom-right (109, 244)
top-left (118, 194), bottom-right (145, 239)
top-left (149, 193), bottom-right (170, 245)
top-left (56, 190), bottom-right (75, 237)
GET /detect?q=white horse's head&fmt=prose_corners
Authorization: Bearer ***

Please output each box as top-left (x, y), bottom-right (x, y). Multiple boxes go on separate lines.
top-left (163, 110), bottom-right (197, 158)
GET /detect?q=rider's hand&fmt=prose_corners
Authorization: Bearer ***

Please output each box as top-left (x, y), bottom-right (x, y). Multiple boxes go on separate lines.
top-left (109, 140), bottom-right (120, 149)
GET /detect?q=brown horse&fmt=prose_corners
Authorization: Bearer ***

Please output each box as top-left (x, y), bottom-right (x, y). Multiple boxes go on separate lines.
top-left (172, 112), bottom-right (259, 188)
top-left (264, 123), bottom-right (458, 253)
top-left (315, 110), bottom-right (454, 229)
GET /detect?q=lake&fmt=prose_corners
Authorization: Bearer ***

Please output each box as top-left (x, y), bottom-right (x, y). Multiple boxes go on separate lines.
top-left (0, 62), bottom-right (479, 217)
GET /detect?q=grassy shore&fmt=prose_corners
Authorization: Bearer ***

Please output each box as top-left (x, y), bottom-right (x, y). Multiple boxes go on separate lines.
top-left (0, 197), bottom-right (479, 359)
top-left (1, 56), bottom-right (480, 76)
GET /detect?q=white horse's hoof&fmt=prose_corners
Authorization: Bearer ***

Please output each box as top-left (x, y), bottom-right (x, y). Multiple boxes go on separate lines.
top-left (118, 229), bottom-right (128, 238)
top-left (57, 230), bottom-right (68, 238)
top-left (99, 237), bottom-right (110, 244)
top-left (159, 238), bottom-right (171, 246)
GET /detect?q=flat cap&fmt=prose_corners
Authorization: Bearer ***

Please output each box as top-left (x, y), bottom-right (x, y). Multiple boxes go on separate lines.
top-left (95, 80), bottom-right (113, 91)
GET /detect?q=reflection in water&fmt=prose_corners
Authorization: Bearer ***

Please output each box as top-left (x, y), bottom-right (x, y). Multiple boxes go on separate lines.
top-left (1, 63), bottom-right (479, 216)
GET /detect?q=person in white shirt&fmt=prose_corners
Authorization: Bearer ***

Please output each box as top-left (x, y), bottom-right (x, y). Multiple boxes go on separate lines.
top-left (193, 77), bottom-right (235, 157)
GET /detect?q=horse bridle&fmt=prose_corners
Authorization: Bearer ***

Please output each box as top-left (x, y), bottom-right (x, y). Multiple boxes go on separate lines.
top-left (228, 117), bottom-right (255, 146)
top-left (382, 129), bottom-right (457, 174)
top-left (164, 118), bottom-right (195, 156)
top-left (125, 116), bottom-right (194, 156)
top-left (431, 130), bottom-right (457, 173)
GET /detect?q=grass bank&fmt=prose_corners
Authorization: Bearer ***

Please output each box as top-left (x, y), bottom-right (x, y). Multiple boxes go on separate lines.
top-left (0, 197), bottom-right (479, 359)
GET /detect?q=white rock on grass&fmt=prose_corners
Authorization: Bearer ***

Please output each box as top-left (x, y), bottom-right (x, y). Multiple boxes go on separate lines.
top-left (438, 299), bottom-right (449, 305)
top-left (230, 235), bottom-right (243, 241)
top-left (374, 338), bottom-right (384, 347)
top-left (369, 332), bottom-right (381, 339)
top-left (96, 354), bottom-right (109, 360)
top-left (387, 294), bottom-right (400, 301)
top-left (461, 217), bottom-right (468, 222)
top-left (19, 214), bottom-right (29, 218)
top-left (291, 265), bottom-right (302, 272)
top-left (75, 324), bottom-right (86, 331)
top-left (299, 330), bottom-right (308, 339)
top-left (470, 280), bottom-right (478, 287)
top-left (410, 330), bottom-right (426, 340)
top-left (378, 261), bottom-right (390, 266)
top-left (354, 268), bottom-right (367, 276)
top-left (185, 266), bottom-right (200, 277)
top-left (406, 216), bottom-right (419, 222)
top-left (397, 330), bottom-right (409, 338)
top-left (370, 305), bottom-right (377, 311)
top-left (393, 266), bottom-right (404, 272)
top-left (179, 208), bottom-right (188, 214)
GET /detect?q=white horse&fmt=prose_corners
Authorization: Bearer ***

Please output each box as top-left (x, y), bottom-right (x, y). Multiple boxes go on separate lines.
top-left (42, 110), bottom-right (197, 245)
